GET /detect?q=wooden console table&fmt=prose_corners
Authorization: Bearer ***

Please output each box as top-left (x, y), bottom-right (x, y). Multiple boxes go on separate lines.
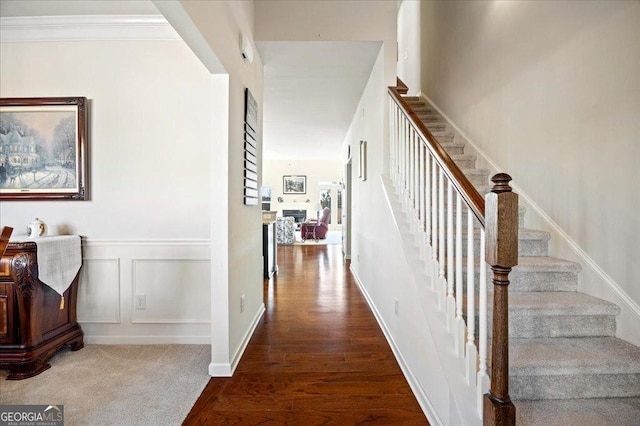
top-left (0, 238), bottom-right (84, 380)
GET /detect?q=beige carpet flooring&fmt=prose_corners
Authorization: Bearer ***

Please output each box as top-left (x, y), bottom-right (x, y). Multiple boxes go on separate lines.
top-left (0, 344), bottom-right (210, 425)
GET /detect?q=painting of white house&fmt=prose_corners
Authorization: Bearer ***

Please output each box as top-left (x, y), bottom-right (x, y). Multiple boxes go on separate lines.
top-left (0, 107), bottom-right (79, 193)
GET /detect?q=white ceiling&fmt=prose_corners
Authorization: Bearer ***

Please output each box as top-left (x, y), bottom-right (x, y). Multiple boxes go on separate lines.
top-left (1, 1), bottom-right (382, 161)
top-left (257, 41), bottom-right (381, 160)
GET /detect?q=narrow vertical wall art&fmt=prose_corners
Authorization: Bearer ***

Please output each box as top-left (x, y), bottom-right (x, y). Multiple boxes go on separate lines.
top-left (359, 140), bottom-right (367, 181)
top-left (243, 88), bottom-right (259, 205)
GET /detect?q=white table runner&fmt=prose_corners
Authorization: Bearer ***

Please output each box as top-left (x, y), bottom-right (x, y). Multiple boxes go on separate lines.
top-left (9, 235), bottom-right (82, 296)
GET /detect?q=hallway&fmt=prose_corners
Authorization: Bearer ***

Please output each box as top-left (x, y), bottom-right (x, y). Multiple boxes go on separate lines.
top-left (184, 244), bottom-right (428, 424)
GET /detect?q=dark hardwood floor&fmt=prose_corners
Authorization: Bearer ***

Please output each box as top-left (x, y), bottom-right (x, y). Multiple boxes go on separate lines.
top-left (184, 244), bottom-right (428, 425)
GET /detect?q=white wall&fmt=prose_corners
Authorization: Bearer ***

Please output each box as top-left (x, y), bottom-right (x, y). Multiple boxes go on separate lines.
top-left (158, 0), bottom-right (266, 376)
top-left (262, 159), bottom-right (343, 225)
top-left (420, 0), bottom-right (640, 344)
top-left (397, 0), bottom-right (421, 94)
top-left (345, 48), bottom-right (451, 426)
top-left (0, 38), bottom-right (214, 342)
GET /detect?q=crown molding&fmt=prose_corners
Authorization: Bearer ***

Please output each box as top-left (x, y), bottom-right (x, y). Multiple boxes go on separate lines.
top-left (0, 15), bottom-right (180, 42)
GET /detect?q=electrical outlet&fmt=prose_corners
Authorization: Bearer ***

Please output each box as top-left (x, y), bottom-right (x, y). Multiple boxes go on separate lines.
top-left (135, 294), bottom-right (146, 310)
top-left (394, 298), bottom-right (399, 316)
top-left (240, 294), bottom-right (246, 313)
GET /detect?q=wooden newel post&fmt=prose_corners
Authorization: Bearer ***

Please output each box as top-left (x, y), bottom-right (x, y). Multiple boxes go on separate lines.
top-left (483, 173), bottom-right (518, 425)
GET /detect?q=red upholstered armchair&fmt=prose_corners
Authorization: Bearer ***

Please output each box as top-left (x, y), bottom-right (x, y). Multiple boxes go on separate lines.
top-left (301, 208), bottom-right (330, 241)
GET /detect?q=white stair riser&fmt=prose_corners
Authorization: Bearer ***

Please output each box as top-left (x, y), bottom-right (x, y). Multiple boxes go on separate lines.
top-left (507, 315), bottom-right (616, 338)
top-left (510, 374), bottom-right (640, 400)
top-left (453, 158), bottom-right (476, 169)
top-left (473, 314), bottom-right (616, 339)
top-left (460, 235), bottom-right (548, 257)
top-left (461, 269), bottom-right (578, 292)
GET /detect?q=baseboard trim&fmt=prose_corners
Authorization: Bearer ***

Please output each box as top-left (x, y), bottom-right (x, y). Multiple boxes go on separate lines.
top-left (230, 303), bottom-right (266, 374)
top-left (419, 92), bottom-right (640, 341)
top-left (350, 266), bottom-right (443, 426)
top-left (209, 303), bottom-right (265, 377)
top-left (84, 335), bottom-right (210, 344)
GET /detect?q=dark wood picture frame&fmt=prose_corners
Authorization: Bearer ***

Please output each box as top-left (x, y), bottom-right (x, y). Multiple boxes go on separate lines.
top-left (283, 175), bottom-right (306, 194)
top-left (0, 97), bottom-right (88, 200)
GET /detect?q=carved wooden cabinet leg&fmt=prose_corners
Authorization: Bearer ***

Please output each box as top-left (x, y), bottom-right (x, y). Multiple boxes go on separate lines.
top-left (6, 358), bottom-right (51, 380)
top-left (68, 333), bottom-right (85, 351)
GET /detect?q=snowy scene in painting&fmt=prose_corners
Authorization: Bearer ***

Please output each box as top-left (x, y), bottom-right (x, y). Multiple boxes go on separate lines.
top-left (0, 110), bottom-right (77, 191)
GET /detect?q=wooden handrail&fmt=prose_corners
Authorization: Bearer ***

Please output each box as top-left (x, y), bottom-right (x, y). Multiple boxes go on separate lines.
top-left (388, 86), bottom-right (517, 425)
top-left (388, 86), bottom-right (485, 227)
top-left (396, 77), bottom-right (409, 94)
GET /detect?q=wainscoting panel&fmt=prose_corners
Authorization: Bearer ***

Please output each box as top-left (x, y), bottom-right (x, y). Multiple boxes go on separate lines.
top-left (132, 259), bottom-right (211, 324)
top-left (79, 240), bottom-right (211, 344)
top-left (77, 259), bottom-right (121, 324)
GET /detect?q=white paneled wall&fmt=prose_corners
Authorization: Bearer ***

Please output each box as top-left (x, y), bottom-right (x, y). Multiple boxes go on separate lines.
top-left (79, 240), bottom-right (210, 344)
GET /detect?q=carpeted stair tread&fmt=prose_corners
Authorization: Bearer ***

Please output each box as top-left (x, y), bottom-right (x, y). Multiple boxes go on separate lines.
top-left (464, 255), bottom-right (577, 271)
top-left (462, 228), bottom-right (547, 256)
top-left (510, 337), bottom-right (640, 376)
top-left (515, 397), bottom-right (640, 426)
top-left (425, 122), bottom-right (447, 131)
top-left (417, 114), bottom-right (442, 122)
top-left (430, 130), bottom-right (455, 140)
top-left (459, 167), bottom-right (489, 178)
top-left (509, 292), bottom-right (620, 316)
top-left (450, 154), bottom-right (476, 161)
top-left (438, 146), bottom-right (466, 155)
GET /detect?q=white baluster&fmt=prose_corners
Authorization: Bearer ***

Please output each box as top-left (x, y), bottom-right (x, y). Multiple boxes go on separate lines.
top-left (446, 180), bottom-right (455, 330)
top-left (410, 129), bottom-right (415, 213)
top-left (391, 101), bottom-right (397, 183)
top-left (400, 116), bottom-right (405, 199)
top-left (477, 228), bottom-right (490, 416)
top-left (466, 209), bottom-right (477, 386)
top-left (414, 133), bottom-right (420, 240)
top-left (424, 150), bottom-right (432, 266)
top-left (414, 132), bottom-right (419, 221)
top-left (419, 144), bottom-right (424, 231)
top-left (438, 168), bottom-right (446, 310)
top-left (404, 118), bottom-right (409, 207)
top-left (431, 159), bottom-right (438, 288)
top-left (455, 193), bottom-right (465, 357)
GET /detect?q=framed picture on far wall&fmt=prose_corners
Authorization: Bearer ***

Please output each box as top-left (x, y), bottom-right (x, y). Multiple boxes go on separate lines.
top-left (0, 97), bottom-right (88, 200)
top-left (283, 175), bottom-right (306, 194)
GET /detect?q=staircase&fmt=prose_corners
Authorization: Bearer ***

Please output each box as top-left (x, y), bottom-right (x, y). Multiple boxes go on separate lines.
top-left (401, 95), bottom-right (640, 425)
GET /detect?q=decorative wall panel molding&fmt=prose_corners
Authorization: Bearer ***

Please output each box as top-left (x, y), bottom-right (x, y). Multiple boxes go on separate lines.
top-left (132, 259), bottom-right (211, 324)
top-left (79, 239), bottom-right (211, 344)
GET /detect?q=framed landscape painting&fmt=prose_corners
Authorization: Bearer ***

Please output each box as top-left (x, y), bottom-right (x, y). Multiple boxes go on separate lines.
top-left (0, 97), bottom-right (88, 200)
top-left (283, 175), bottom-right (306, 194)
